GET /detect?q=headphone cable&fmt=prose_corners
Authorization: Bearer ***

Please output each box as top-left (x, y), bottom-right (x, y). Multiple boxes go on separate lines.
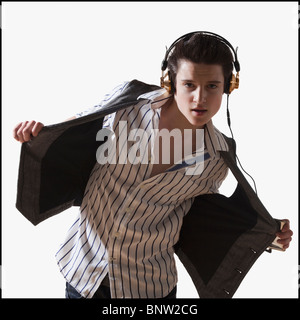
top-left (226, 94), bottom-right (258, 195)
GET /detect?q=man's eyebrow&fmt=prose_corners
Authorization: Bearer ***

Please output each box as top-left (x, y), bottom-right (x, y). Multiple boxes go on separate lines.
top-left (180, 79), bottom-right (222, 83)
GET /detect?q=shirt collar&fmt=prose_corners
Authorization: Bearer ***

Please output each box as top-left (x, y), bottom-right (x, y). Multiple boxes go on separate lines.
top-left (205, 120), bottom-right (229, 156)
top-left (138, 88), bottom-right (172, 109)
top-left (138, 88), bottom-right (229, 155)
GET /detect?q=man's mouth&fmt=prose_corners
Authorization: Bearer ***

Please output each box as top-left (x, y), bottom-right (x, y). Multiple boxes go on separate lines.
top-left (191, 108), bottom-right (207, 116)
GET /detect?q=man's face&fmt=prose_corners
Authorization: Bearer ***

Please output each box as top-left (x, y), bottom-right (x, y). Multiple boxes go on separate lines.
top-left (174, 60), bottom-right (224, 129)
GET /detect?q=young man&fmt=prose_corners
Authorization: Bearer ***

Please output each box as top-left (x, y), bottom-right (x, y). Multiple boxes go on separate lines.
top-left (13, 32), bottom-right (292, 299)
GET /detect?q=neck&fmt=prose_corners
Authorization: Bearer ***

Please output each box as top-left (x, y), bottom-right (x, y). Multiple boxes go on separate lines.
top-left (160, 97), bottom-right (202, 133)
top-left (159, 98), bottom-right (204, 154)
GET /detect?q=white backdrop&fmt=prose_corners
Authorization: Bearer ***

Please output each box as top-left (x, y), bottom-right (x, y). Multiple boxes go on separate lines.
top-left (2, 1), bottom-right (298, 298)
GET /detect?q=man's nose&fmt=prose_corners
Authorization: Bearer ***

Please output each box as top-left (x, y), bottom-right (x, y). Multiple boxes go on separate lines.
top-left (193, 87), bottom-right (207, 104)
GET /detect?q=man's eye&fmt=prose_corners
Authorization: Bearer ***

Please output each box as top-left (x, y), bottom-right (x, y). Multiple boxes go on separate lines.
top-left (184, 83), bottom-right (194, 88)
top-left (207, 84), bottom-right (217, 89)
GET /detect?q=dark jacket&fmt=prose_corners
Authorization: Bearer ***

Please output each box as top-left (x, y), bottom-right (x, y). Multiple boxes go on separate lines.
top-left (16, 80), bottom-right (280, 298)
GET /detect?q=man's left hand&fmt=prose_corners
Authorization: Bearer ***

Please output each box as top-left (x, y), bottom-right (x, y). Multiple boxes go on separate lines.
top-left (276, 219), bottom-right (293, 250)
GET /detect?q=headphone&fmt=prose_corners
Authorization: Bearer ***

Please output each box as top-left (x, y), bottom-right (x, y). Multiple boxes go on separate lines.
top-left (160, 31), bottom-right (240, 94)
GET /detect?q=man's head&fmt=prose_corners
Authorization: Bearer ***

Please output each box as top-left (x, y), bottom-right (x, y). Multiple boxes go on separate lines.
top-left (167, 33), bottom-right (234, 94)
top-left (162, 33), bottom-right (237, 129)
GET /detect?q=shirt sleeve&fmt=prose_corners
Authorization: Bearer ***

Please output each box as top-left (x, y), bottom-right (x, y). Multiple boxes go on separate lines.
top-left (75, 81), bottom-right (130, 118)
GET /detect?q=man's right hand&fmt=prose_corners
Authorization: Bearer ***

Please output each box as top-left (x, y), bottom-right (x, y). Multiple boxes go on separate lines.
top-left (13, 121), bottom-right (44, 143)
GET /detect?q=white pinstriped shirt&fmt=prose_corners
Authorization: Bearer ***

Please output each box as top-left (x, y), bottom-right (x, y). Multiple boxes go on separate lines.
top-left (55, 82), bottom-right (229, 298)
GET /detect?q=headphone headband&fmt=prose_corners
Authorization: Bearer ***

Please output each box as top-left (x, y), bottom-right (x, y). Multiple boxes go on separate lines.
top-left (161, 31), bottom-right (240, 73)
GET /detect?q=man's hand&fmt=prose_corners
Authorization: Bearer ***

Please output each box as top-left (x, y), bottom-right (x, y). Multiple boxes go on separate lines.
top-left (13, 121), bottom-right (44, 143)
top-left (276, 219), bottom-right (293, 250)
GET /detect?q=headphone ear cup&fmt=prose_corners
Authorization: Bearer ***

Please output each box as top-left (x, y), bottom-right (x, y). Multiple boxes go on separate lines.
top-left (160, 71), bottom-right (172, 93)
top-left (228, 73), bottom-right (236, 94)
top-left (228, 72), bottom-right (239, 94)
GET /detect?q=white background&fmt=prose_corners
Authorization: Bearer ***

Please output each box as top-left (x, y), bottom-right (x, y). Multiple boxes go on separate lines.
top-left (2, 1), bottom-right (298, 298)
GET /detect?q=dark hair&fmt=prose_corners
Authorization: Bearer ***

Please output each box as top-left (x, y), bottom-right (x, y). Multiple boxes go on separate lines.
top-left (167, 33), bottom-right (234, 93)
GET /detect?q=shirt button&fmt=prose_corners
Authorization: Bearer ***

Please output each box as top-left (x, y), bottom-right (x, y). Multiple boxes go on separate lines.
top-left (109, 257), bottom-right (116, 262)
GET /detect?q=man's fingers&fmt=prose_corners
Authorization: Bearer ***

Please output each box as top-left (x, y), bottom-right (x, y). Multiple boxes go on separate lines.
top-left (16, 121), bottom-right (29, 143)
top-left (13, 121), bottom-right (44, 143)
top-left (276, 219), bottom-right (293, 250)
top-left (276, 219), bottom-right (293, 238)
top-left (13, 122), bottom-right (23, 141)
top-left (22, 121), bottom-right (37, 141)
top-left (281, 219), bottom-right (291, 233)
top-left (32, 122), bottom-right (44, 137)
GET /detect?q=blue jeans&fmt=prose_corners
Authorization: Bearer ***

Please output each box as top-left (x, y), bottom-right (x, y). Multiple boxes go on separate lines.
top-left (65, 282), bottom-right (177, 299)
